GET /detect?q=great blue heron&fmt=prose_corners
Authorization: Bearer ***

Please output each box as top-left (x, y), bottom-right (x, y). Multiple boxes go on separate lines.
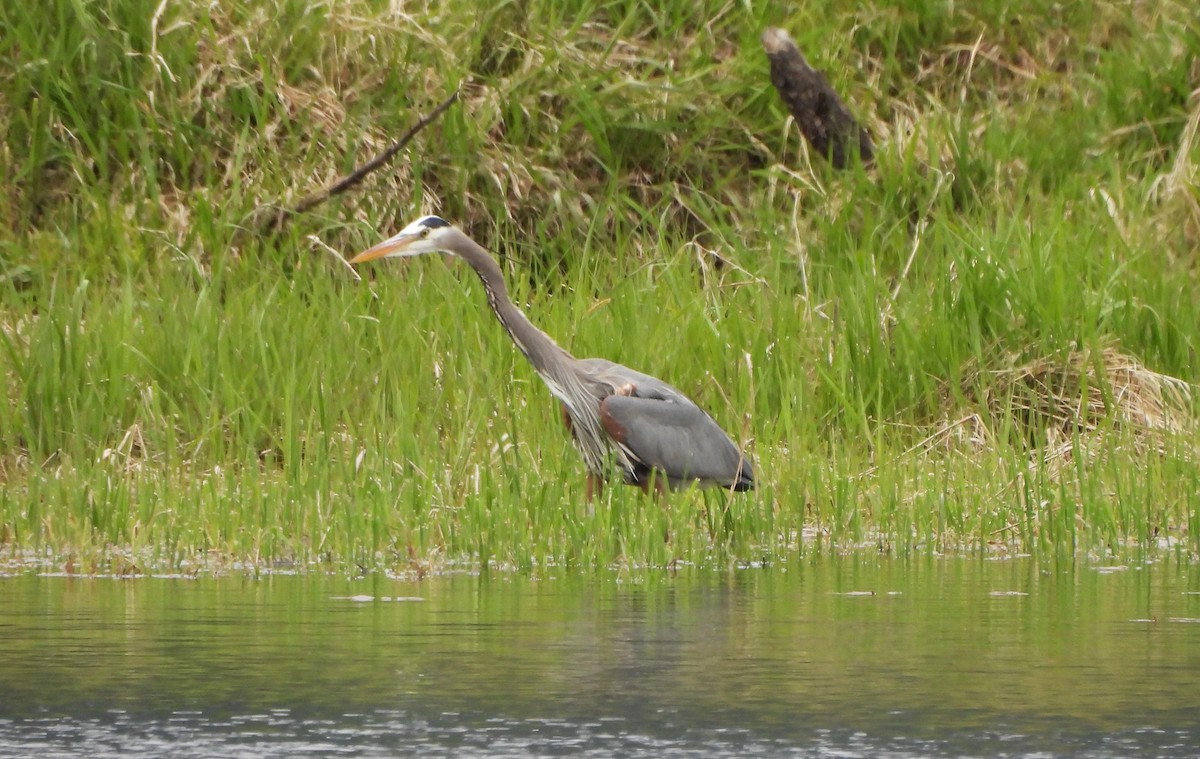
top-left (350, 215), bottom-right (754, 498)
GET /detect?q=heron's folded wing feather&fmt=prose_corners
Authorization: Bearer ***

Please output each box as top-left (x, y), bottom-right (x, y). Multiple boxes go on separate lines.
top-left (578, 359), bottom-right (688, 402)
top-left (599, 395), bottom-right (752, 485)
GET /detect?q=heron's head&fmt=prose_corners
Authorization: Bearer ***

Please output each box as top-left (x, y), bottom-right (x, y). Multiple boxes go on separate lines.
top-left (350, 215), bottom-right (455, 263)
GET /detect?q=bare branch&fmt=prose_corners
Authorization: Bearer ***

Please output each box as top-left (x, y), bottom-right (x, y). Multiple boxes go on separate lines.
top-left (255, 89), bottom-right (460, 234)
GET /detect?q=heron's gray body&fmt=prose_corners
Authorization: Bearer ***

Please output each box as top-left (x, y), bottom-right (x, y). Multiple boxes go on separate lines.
top-left (571, 358), bottom-right (753, 491)
top-left (351, 216), bottom-right (754, 494)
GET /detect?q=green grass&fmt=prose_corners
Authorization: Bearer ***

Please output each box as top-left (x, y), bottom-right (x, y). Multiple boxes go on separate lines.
top-left (1, 0), bottom-right (1198, 574)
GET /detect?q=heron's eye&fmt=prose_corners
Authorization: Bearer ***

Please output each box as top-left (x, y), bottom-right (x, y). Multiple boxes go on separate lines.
top-left (420, 228), bottom-right (430, 238)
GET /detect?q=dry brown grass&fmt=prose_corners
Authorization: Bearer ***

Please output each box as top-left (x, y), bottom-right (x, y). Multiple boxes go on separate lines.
top-left (866, 344), bottom-right (1194, 481)
top-left (1148, 85), bottom-right (1200, 257)
top-left (962, 344), bottom-right (1193, 444)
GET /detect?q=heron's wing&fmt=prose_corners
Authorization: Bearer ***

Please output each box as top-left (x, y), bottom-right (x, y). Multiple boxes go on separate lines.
top-left (599, 394), bottom-right (754, 489)
top-left (577, 359), bottom-right (690, 402)
top-left (576, 357), bottom-right (754, 489)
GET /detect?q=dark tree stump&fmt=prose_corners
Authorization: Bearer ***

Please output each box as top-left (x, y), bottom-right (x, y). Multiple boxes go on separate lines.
top-left (761, 28), bottom-right (873, 169)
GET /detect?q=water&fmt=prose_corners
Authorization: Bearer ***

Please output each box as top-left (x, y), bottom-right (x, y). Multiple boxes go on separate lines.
top-left (2, 556), bottom-right (1199, 757)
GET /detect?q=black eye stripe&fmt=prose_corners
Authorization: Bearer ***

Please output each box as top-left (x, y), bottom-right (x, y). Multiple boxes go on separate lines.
top-left (420, 216), bottom-right (450, 229)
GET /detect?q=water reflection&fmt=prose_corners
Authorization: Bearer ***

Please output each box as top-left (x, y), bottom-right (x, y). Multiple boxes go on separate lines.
top-left (1, 557), bottom-right (1198, 757)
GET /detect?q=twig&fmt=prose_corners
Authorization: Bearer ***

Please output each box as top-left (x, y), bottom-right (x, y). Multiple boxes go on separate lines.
top-left (879, 168), bottom-right (948, 329)
top-left (761, 28), bottom-right (872, 169)
top-left (848, 413), bottom-right (982, 482)
top-left (879, 217), bottom-right (926, 330)
top-left (308, 234), bottom-right (360, 280)
top-left (255, 90), bottom-right (460, 234)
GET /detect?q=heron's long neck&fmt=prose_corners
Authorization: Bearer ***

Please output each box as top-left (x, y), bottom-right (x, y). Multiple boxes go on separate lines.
top-left (453, 232), bottom-right (576, 380)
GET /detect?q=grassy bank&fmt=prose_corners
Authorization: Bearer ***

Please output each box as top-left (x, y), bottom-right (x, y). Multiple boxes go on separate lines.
top-left (2, 0), bottom-right (1198, 574)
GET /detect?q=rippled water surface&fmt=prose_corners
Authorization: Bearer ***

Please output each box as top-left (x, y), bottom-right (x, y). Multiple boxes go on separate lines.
top-left (2, 557), bottom-right (1199, 757)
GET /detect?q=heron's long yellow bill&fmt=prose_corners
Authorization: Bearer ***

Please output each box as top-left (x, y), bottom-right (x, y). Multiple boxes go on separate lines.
top-left (349, 234), bottom-right (417, 264)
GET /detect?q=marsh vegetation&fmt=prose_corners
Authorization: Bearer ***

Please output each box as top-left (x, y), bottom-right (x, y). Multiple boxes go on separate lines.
top-left (1, 0), bottom-right (1198, 574)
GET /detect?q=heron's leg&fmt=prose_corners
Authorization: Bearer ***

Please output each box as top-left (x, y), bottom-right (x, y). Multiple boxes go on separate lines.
top-left (637, 474), bottom-right (670, 543)
top-left (637, 473), bottom-right (666, 499)
top-left (585, 473), bottom-right (603, 503)
top-left (636, 472), bottom-right (671, 544)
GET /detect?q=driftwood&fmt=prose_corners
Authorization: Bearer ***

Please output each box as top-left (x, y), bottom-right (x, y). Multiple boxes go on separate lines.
top-left (761, 28), bottom-right (872, 169)
top-left (253, 90), bottom-right (459, 234)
